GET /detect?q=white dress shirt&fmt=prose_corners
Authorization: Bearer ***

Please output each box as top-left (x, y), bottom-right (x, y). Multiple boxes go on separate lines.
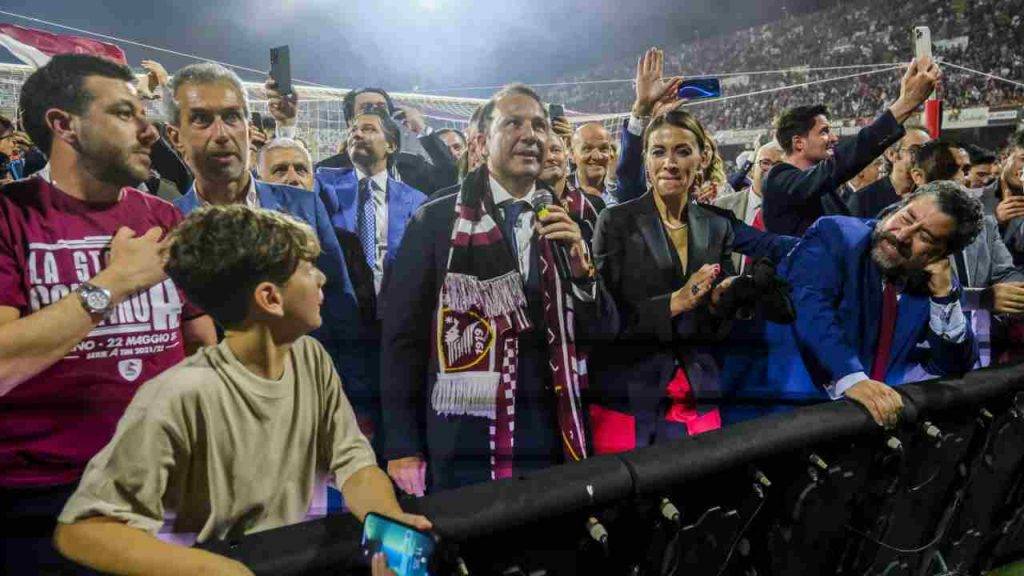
top-left (744, 189), bottom-right (762, 225)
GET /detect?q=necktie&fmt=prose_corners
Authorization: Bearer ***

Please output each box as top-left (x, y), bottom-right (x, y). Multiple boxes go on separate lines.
top-left (751, 207), bottom-right (764, 231)
top-left (500, 201), bottom-right (528, 263)
top-left (869, 282), bottom-right (899, 382)
top-left (743, 207), bottom-right (766, 272)
top-left (357, 178), bottom-right (377, 273)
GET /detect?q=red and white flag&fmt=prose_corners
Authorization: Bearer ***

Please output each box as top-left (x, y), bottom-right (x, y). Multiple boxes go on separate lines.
top-left (0, 23), bottom-right (126, 68)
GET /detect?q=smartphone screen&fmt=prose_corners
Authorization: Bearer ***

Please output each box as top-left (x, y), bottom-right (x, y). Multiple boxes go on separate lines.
top-left (677, 78), bottom-right (722, 100)
top-left (361, 513), bottom-right (435, 576)
top-left (270, 45), bottom-right (293, 96)
top-left (549, 103), bottom-right (565, 120)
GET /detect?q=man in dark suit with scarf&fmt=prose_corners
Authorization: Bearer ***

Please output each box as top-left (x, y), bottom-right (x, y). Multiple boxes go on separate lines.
top-left (380, 84), bottom-right (615, 495)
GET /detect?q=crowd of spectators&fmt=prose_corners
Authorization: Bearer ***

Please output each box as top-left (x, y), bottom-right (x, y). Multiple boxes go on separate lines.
top-left (1, 3), bottom-right (1024, 572)
top-left (541, 0), bottom-right (1024, 130)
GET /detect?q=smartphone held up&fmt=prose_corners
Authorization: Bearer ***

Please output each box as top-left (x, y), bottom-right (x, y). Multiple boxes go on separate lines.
top-left (677, 77), bottom-right (722, 101)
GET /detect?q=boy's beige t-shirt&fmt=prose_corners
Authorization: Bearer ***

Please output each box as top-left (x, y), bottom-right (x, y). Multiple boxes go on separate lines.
top-left (59, 336), bottom-right (377, 543)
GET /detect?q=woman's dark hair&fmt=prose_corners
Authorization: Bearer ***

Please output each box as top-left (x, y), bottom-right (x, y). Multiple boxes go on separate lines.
top-left (19, 54), bottom-right (135, 155)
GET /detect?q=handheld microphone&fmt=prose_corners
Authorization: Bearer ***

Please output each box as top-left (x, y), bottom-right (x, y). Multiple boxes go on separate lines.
top-left (586, 516), bottom-right (609, 546)
top-left (659, 497), bottom-right (681, 524)
top-left (531, 189), bottom-right (573, 282)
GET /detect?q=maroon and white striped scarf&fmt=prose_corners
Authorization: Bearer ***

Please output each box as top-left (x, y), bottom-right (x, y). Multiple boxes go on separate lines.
top-left (430, 167), bottom-right (588, 480)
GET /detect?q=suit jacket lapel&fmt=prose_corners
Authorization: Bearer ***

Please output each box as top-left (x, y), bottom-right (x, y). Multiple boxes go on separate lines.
top-left (255, 180), bottom-right (280, 211)
top-left (748, 190), bottom-right (762, 216)
top-left (888, 292), bottom-right (929, 375)
top-left (686, 204), bottom-right (712, 275)
top-left (634, 194), bottom-right (676, 275)
top-left (385, 179), bottom-right (414, 267)
top-left (334, 170), bottom-right (360, 233)
top-left (862, 258), bottom-right (884, 363)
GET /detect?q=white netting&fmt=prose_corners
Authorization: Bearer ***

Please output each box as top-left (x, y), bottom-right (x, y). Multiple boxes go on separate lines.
top-left (0, 62), bottom-right (493, 162)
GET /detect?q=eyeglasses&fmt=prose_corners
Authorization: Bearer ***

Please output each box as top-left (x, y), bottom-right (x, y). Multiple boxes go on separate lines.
top-left (757, 158), bottom-right (780, 170)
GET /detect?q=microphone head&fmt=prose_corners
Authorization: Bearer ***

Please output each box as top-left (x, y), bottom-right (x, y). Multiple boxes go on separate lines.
top-left (532, 189), bottom-right (555, 212)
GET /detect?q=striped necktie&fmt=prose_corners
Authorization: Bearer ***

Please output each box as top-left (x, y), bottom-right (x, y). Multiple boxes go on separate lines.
top-left (357, 177), bottom-right (377, 272)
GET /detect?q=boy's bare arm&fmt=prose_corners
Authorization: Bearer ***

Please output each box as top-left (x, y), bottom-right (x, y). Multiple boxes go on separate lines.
top-left (54, 517), bottom-right (253, 576)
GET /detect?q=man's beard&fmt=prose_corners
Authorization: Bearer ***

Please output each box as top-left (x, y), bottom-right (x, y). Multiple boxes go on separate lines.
top-left (349, 143), bottom-right (381, 167)
top-left (871, 229), bottom-right (911, 279)
top-left (80, 141), bottom-right (148, 188)
top-left (870, 228), bottom-right (931, 293)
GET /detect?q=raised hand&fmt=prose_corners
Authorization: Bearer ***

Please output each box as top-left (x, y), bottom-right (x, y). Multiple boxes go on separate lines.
top-left (265, 78), bottom-right (298, 124)
top-left (990, 282), bottom-right (1024, 315)
top-left (551, 116), bottom-right (573, 147)
top-left (396, 105), bottom-right (428, 135)
top-left (890, 56), bottom-right (941, 123)
top-left (995, 196), bottom-right (1024, 226)
top-left (633, 48), bottom-right (683, 118)
top-left (924, 256), bottom-right (953, 298)
top-left (93, 227), bottom-right (170, 302)
top-left (140, 60), bottom-right (169, 93)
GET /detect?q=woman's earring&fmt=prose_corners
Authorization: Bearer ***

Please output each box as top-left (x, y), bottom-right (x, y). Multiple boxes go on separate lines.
top-left (692, 172), bottom-right (704, 193)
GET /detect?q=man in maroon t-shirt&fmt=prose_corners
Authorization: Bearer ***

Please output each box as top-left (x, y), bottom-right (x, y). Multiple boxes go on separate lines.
top-left (0, 54), bottom-right (216, 573)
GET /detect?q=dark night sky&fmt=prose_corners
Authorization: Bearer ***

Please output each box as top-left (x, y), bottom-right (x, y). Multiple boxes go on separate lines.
top-left (0, 0), bottom-right (835, 95)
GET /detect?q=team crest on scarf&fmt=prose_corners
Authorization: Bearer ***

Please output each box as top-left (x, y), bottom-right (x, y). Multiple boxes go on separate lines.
top-left (438, 308), bottom-right (495, 372)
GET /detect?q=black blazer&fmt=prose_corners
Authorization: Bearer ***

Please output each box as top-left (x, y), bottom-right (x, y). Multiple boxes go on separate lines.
top-left (762, 110), bottom-right (904, 236)
top-left (380, 190), bottom-right (617, 468)
top-left (848, 176), bottom-right (900, 219)
top-left (590, 193), bottom-right (736, 445)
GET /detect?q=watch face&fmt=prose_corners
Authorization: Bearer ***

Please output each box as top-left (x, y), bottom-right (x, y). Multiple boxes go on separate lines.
top-left (86, 290), bottom-right (109, 311)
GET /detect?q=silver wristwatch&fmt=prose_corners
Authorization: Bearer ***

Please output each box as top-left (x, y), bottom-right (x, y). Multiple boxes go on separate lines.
top-left (77, 282), bottom-right (114, 316)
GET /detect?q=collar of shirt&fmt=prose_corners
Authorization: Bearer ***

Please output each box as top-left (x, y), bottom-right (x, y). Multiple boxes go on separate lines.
top-left (355, 168), bottom-right (389, 194)
top-left (193, 176), bottom-right (259, 209)
top-left (489, 175), bottom-right (537, 207)
top-left (34, 163), bottom-right (126, 201)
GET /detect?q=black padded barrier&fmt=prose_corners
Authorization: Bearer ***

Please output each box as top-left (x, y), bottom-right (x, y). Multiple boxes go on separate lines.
top-left (201, 363), bottom-right (1024, 575)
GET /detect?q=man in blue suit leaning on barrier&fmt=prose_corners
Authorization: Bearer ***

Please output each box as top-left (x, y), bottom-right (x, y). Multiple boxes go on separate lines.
top-left (765, 181), bottom-right (984, 427)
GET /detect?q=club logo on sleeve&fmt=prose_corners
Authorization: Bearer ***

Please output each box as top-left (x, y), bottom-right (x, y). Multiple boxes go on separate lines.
top-left (118, 359), bottom-right (143, 382)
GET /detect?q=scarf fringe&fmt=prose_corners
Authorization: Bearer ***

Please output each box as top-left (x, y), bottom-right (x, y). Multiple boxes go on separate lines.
top-left (431, 372), bottom-right (500, 419)
top-left (442, 271), bottom-right (527, 318)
